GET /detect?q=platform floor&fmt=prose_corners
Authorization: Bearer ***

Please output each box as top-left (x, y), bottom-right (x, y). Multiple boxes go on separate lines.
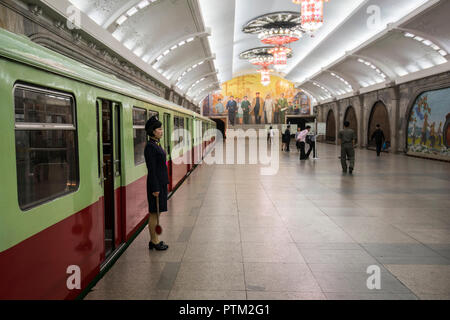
top-left (85, 141), bottom-right (450, 300)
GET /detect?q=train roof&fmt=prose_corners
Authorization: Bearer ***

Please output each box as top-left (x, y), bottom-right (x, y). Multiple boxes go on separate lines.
top-left (0, 28), bottom-right (213, 123)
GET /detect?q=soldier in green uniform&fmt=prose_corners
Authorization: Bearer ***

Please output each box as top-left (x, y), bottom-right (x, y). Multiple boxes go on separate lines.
top-left (241, 96), bottom-right (251, 124)
top-left (277, 93), bottom-right (288, 124)
top-left (338, 121), bottom-right (357, 174)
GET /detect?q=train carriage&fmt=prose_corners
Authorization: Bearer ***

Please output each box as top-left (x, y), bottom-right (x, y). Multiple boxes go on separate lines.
top-left (0, 28), bottom-right (215, 300)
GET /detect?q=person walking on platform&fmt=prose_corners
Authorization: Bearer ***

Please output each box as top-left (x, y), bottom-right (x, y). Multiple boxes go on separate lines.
top-left (306, 130), bottom-right (316, 159)
top-left (283, 125), bottom-right (291, 152)
top-left (370, 124), bottom-right (385, 156)
top-left (297, 126), bottom-right (310, 160)
top-left (295, 127), bottom-right (302, 152)
top-left (241, 96), bottom-right (251, 124)
top-left (226, 96), bottom-right (237, 126)
top-left (339, 121), bottom-right (357, 174)
top-left (145, 116), bottom-right (169, 251)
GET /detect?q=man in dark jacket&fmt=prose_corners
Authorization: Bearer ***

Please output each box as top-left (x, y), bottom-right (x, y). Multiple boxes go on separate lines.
top-left (339, 121), bottom-right (357, 174)
top-left (371, 124), bottom-right (386, 156)
top-left (283, 125), bottom-right (291, 152)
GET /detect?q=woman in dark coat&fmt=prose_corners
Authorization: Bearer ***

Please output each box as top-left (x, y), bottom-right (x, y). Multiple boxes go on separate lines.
top-left (145, 116), bottom-right (169, 251)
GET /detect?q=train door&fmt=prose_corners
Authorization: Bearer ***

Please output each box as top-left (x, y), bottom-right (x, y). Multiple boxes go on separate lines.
top-left (163, 113), bottom-right (172, 191)
top-left (96, 98), bottom-right (123, 264)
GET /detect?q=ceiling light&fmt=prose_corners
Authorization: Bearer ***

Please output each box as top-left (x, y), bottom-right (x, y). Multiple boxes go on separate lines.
top-left (163, 49), bottom-right (170, 55)
top-left (186, 37), bottom-right (195, 43)
top-left (422, 40), bottom-right (432, 46)
top-left (116, 15), bottom-right (127, 25)
top-left (431, 44), bottom-right (440, 50)
top-left (404, 33), bottom-right (415, 38)
top-left (414, 36), bottom-right (424, 41)
top-left (438, 50), bottom-right (447, 56)
top-left (127, 7), bottom-right (138, 17)
top-left (170, 45), bottom-right (177, 50)
top-left (178, 41), bottom-right (186, 46)
top-left (138, 0), bottom-right (150, 9)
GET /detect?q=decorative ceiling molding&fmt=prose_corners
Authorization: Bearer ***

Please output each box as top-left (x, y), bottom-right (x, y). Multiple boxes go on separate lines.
top-left (172, 55), bottom-right (216, 84)
top-left (183, 70), bottom-right (219, 94)
top-left (103, 0), bottom-right (161, 32)
top-left (148, 30), bottom-right (211, 66)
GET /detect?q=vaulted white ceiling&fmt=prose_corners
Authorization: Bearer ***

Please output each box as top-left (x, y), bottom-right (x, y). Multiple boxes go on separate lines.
top-left (43, 0), bottom-right (450, 105)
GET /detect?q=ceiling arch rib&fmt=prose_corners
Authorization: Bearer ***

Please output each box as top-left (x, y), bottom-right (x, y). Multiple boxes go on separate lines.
top-left (325, 70), bottom-right (359, 93)
top-left (190, 82), bottom-right (221, 100)
top-left (350, 54), bottom-right (394, 82)
top-left (396, 27), bottom-right (449, 56)
top-left (103, 0), bottom-right (160, 31)
top-left (184, 71), bottom-right (219, 95)
top-left (309, 80), bottom-right (335, 99)
top-left (148, 31), bottom-right (211, 66)
top-left (173, 55), bottom-right (216, 84)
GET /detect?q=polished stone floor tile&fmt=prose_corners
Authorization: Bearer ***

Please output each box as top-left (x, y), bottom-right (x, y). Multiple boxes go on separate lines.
top-left (325, 293), bottom-right (418, 300)
top-left (240, 226), bottom-right (293, 243)
top-left (385, 264), bottom-right (450, 298)
top-left (190, 226), bottom-right (241, 243)
top-left (173, 262), bottom-right (245, 291)
top-left (313, 271), bottom-right (412, 294)
top-left (288, 224), bottom-right (355, 243)
top-left (298, 248), bottom-right (377, 264)
top-left (362, 243), bottom-right (450, 265)
top-left (168, 290), bottom-right (246, 300)
top-left (183, 242), bottom-right (243, 262)
top-left (244, 263), bottom-right (321, 293)
top-left (246, 291), bottom-right (326, 300)
top-left (242, 242), bottom-right (305, 263)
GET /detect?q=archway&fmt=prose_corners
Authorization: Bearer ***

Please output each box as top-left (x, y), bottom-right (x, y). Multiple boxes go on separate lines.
top-left (344, 106), bottom-right (358, 143)
top-left (326, 109), bottom-right (336, 142)
top-left (368, 101), bottom-right (391, 149)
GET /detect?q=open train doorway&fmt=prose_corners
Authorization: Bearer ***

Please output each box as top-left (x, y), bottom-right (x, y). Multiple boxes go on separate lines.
top-left (211, 117), bottom-right (227, 139)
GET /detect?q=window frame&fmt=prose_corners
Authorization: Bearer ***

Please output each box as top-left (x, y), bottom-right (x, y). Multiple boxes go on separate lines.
top-left (132, 106), bottom-right (159, 166)
top-left (13, 83), bottom-right (80, 211)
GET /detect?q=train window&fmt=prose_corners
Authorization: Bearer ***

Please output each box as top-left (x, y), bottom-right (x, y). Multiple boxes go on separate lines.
top-left (133, 107), bottom-right (158, 165)
top-left (14, 85), bottom-right (79, 210)
top-left (133, 107), bottom-right (147, 165)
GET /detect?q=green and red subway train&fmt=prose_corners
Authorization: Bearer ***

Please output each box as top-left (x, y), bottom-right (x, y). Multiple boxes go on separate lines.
top-left (0, 28), bottom-right (216, 299)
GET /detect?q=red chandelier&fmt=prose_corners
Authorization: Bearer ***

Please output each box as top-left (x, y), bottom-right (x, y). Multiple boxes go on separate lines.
top-left (258, 29), bottom-right (303, 46)
top-left (268, 46), bottom-right (292, 66)
top-left (293, 0), bottom-right (330, 32)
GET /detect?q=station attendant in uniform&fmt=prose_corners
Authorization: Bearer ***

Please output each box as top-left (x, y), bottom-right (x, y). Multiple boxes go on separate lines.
top-left (145, 116), bottom-right (169, 251)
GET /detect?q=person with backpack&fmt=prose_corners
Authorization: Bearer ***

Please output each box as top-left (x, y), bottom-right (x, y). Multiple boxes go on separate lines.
top-left (371, 124), bottom-right (386, 156)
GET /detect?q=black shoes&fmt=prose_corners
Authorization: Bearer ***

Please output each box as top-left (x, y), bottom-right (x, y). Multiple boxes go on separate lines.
top-left (149, 241), bottom-right (168, 251)
top-left (349, 168), bottom-right (353, 174)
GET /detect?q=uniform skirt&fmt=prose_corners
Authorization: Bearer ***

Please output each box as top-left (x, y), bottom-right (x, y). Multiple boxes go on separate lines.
top-left (148, 184), bottom-right (168, 213)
